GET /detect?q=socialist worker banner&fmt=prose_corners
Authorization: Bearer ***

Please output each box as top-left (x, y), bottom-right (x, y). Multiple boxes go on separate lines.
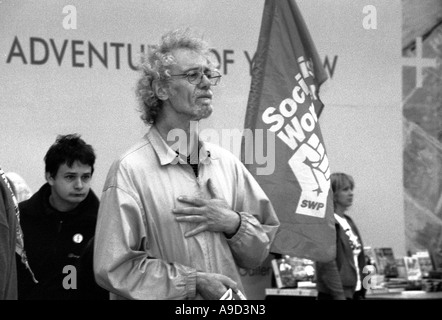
top-left (243, 0), bottom-right (335, 262)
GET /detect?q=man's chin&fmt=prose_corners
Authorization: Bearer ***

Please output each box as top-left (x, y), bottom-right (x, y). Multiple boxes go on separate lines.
top-left (194, 107), bottom-right (213, 120)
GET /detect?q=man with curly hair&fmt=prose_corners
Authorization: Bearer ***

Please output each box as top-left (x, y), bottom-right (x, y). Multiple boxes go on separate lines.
top-left (94, 28), bottom-right (279, 300)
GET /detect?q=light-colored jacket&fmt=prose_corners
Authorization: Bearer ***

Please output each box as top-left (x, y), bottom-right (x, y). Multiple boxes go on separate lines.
top-left (94, 126), bottom-right (280, 300)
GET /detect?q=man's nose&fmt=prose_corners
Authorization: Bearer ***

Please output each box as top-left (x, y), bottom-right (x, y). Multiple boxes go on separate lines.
top-left (198, 74), bottom-right (212, 88)
top-left (74, 178), bottom-right (83, 189)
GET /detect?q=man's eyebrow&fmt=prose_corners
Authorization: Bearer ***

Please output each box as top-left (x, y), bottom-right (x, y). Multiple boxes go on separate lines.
top-left (64, 171), bottom-right (91, 175)
top-left (181, 67), bottom-right (199, 73)
top-left (182, 66), bottom-right (210, 73)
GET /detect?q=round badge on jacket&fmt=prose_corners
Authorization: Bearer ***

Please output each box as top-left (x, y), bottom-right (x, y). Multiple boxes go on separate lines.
top-left (73, 233), bottom-right (83, 244)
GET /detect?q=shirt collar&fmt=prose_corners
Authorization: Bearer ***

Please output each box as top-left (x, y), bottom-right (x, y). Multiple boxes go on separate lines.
top-left (147, 125), bottom-right (218, 166)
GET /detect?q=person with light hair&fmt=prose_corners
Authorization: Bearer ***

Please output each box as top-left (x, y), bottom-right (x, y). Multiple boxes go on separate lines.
top-left (94, 28), bottom-right (279, 300)
top-left (315, 172), bottom-right (367, 300)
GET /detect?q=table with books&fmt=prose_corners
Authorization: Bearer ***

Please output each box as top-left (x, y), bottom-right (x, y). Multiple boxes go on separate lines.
top-left (364, 246), bottom-right (442, 299)
top-left (265, 282), bottom-right (318, 300)
top-left (266, 248), bottom-right (442, 300)
top-left (366, 290), bottom-right (442, 300)
top-left (267, 256), bottom-right (317, 299)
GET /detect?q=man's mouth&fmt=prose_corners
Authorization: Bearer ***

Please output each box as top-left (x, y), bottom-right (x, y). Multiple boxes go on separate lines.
top-left (72, 193), bottom-right (85, 197)
top-left (196, 91), bottom-right (213, 99)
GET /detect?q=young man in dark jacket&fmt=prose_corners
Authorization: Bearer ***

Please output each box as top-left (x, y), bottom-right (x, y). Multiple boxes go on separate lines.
top-left (16, 134), bottom-right (108, 300)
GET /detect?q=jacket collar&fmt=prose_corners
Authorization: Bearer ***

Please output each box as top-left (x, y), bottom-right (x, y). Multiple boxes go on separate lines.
top-left (146, 125), bottom-right (218, 166)
top-left (24, 183), bottom-right (98, 218)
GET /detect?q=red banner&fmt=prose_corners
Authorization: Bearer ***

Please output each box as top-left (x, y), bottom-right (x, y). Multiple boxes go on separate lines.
top-left (243, 0), bottom-right (335, 262)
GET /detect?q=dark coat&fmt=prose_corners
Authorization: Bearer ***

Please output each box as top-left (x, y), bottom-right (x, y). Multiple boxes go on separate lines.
top-left (315, 214), bottom-right (366, 300)
top-left (16, 183), bottom-right (108, 300)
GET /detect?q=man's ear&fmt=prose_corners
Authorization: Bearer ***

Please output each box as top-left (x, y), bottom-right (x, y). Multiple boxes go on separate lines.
top-left (45, 172), bottom-right (54, 186)
top-left (154, 82), bottom-right (169, 101)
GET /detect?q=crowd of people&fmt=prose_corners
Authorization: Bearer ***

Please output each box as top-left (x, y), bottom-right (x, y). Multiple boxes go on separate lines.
top-left (2, 28), bottom-right (368, 300)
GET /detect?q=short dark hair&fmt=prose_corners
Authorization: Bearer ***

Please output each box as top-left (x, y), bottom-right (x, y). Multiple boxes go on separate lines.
top-left (44, 134), bottom-right (96, 178)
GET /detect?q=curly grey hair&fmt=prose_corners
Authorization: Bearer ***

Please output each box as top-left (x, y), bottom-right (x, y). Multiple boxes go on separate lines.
top-left (135, 28), bottom-right (214, 125)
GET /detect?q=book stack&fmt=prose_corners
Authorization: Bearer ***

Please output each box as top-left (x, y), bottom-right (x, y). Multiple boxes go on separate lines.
top-left (422, 278), bottom-right (442, 292)
top-left (414, 251), bottom-right (433, 278)
top-left (383, 278), bottom-right (408, 292)
top-left (271, 255), bottom-right (315, 289)
top-left (373, 247), bottom-right (399, 278)
top-left (364, 246), bottom-right (442, 294)
top-left (403, 255), bottom-right (422, 281)
top-left (395, 257), bottom-right (407, 278)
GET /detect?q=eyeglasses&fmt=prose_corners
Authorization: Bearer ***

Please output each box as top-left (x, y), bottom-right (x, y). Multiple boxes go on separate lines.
top-left (170, 70), bottom-right (222, 86)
